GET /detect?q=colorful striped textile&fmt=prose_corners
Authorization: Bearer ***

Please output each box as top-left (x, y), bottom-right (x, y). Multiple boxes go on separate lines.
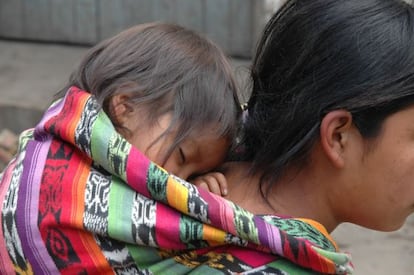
top-left (0, 86), bottom-right (353, 274)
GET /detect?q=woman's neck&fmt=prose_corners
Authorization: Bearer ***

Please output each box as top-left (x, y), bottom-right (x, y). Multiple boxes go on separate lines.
top-left (223, 162), bottom-right (339, 232)
top-left (223, 162), bottom-right (278, 214)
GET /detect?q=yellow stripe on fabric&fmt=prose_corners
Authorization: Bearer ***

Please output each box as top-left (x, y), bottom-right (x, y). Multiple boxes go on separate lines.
top-left (166, 176), bottom-right (189, 214)
top-left (203, 224), bottom-right (226, 246)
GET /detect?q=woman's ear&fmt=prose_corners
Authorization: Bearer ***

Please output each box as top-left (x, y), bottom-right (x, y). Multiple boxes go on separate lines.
top-left (319, 110), bottom-right (354, 168)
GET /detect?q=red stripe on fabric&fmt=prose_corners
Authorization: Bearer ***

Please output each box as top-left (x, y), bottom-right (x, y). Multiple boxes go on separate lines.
top-left (38, 140), bottom-right (109, 273)
top-left (44, 87), bottom-right (90, 145)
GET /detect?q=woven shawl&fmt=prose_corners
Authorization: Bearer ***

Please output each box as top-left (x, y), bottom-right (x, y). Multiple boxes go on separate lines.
top-left (0, 86), bottom-right (353, 274)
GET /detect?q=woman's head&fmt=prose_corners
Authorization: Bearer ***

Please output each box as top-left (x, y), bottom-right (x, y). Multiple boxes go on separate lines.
top-left (245, 0), bottom-right (414, 196)
top-left (64, 22), bottom-right (241, 179)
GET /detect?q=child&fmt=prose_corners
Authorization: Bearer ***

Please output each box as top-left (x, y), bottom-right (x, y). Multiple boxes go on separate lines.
top-left (66, 22), bottom-right (237, 194)
top-left (0, 22), bottom-right (241, 273)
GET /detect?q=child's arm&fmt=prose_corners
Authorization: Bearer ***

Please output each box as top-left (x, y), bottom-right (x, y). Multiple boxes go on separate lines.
top-left (190, 172), bottom-right (228, 197)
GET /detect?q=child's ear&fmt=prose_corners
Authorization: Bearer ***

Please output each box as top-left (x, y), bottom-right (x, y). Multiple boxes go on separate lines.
top-left (319, 110), bottom-right (354, 168)
top-left (109, 93), bottom-right (134, 126)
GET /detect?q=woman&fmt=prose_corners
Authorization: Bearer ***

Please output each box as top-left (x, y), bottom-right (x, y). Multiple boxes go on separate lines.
top-left (199, 0), bottom-right (414, 272)
top-left (229, 0), bottom-right (414, 233)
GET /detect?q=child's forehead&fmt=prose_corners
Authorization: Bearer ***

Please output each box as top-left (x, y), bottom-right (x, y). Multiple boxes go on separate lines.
top-left (179, 131), bottom-right (226, 148)
top-left (181, 134), bottom-right (229, 162)
top-left (182, 130), bottom-right (223, 146)
top-left (188, 123), bottom-right (229, 136)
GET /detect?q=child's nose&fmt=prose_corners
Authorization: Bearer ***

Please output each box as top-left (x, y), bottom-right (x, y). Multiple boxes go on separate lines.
top-left (173, 166), bottom-right (193, 181)
top-left (175, 170), bottom-right (191, 181)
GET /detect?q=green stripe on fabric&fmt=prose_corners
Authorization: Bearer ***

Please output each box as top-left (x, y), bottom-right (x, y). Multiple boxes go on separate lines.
top-left (127, 245), bottom-right (161, 269)
top-left (108, 176), bottom-right (135, 243)
top-left (233, 204), bottom-right (259, 243)
top-left (146, 258), bottom-right (191, 275)
top-left (190, 265), bottom-right (226, 275)
top-left (147, 162), bottom-right (169, 203)
top-left (179, 215), bottom-right (205, 249)
top-left (107, 134), bottom-right (131, 179)
top-left (91, 111), bottom-right (113, 170)
top-left (267, 259), bottom-right (315, 274)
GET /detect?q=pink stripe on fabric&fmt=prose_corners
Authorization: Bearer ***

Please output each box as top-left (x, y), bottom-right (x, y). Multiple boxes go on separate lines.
top-left (218, 198), bottom-right (237, 235)
top-left (0, 160), bottom-right (17, 274)
top-left (155, 204), bottom-right (186, 249)
top-left (224, 246), bottom-right (275, 267)
top-left (17, 138), bottom-right (59, 274)
top-left (205, 192), bottom-right (237, 235)
top-left (126, 147), bottom-right (151, 196)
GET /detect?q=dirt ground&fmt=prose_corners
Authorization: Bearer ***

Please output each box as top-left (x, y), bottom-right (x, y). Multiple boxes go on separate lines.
top-left (1, 40), bottom-right (413, 274)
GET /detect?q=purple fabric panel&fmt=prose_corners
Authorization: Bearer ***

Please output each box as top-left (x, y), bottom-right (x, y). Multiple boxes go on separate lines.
top-left (34, 95), bottom-right (66, 141)
top-left (254, 216), bottom-right (283, 256)
top-left (16, 138), bottom-right (58, 274)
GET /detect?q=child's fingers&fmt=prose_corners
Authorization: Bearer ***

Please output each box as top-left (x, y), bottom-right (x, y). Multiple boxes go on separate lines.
top-left (194, 181), bottom-right (209, 192)
top-left (193, 175), bottom-right (221, 195)
top-left (191, 172), bottom-right (228, 196)
top-left (205, 175), bottom-right (223, 195)
top-left (209, 172), bottom-right (228, 196)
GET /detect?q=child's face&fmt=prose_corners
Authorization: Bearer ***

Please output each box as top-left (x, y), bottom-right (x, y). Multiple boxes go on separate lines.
top-left (127, 113), bottom-right (229, 180)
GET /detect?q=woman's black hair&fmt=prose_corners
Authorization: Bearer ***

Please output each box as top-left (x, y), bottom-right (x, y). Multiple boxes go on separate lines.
top-left (244, 0), bottom-right (414, 199)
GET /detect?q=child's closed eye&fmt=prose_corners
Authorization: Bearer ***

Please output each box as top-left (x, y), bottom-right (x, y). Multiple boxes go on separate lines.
top-left (179, 147), bottom-right (186, 164)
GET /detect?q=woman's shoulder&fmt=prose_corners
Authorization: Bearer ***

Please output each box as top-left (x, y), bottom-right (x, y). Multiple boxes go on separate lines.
top-left (262, 215), bottom-right (339, 251)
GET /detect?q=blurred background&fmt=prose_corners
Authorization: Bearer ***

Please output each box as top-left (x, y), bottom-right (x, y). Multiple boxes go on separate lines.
top-left (0, 1), bottom-right (413, 274)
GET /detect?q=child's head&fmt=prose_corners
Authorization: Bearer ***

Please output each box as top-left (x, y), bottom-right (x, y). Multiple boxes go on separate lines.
top-left (64, 22), bottom-right (241, 180)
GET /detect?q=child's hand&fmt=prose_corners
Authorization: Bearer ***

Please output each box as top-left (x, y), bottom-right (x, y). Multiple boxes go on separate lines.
top-left (191, 172), bottom-right (228, 197)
